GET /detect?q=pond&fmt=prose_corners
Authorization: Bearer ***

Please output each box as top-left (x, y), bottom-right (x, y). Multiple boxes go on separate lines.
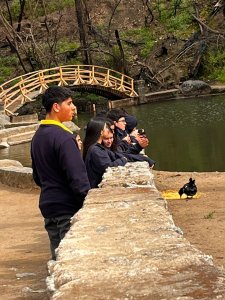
top-left (1, 94), bottom-right (225, 172)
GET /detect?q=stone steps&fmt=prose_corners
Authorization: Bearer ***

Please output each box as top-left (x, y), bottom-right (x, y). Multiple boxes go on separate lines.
top-left (0, 124), bottom-right (39, 148)
top-left (7, 131), bottom-right (36, 145)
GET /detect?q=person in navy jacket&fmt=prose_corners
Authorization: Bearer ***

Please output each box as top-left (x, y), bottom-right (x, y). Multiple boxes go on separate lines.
top-left (83, 117), bottom-right (128, 188)
top-left (106, 109), bottom-right (149, 154)
top-left (31, 86), bottom-right (90, 260)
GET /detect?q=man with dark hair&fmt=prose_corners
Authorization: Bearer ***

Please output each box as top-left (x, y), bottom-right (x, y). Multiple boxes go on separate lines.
top-left (106, 108), bottom-right (149, 154)
top-left (31, 85), bottom-right (90, 260)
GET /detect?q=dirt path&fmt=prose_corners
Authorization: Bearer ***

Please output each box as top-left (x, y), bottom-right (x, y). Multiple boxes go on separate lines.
top-left (0, 171), bottom-right (225, 299)
top-left (154, 170), bottom-right (225, 268)
top-left (0, 184), bottom-right (49, 300)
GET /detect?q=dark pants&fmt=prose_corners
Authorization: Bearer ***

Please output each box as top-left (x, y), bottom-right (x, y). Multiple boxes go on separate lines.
top-left (44, 215), bottom-right (73, 260)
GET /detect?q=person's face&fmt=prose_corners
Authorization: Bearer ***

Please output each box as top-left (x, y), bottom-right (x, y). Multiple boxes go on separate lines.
top-left (102, 130), bottom-right (114, 148)
top-left (75, 134), bottom-right (82, 151)
top-left (54, 97), bottom-right (76, 122)
top-left (110, 124), bottom-right (115, 132)
top-left (115, 117), bottom-right (126, 131)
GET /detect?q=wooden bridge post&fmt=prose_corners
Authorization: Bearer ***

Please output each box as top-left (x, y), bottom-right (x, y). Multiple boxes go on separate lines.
top-left (0, 102), bottom-right (4, 115)
top-left (134, 80), bottom-right (146, 104)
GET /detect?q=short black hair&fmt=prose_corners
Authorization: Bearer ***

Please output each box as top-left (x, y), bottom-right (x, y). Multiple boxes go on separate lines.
top-left (42, 85), bottom-right (74, 113)
top-left (106, 108), bottom-right (125, 122)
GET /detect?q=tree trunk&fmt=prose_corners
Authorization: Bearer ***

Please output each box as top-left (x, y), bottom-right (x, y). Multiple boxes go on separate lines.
top-left (115, 29), bottom-right (128, 75)
top-left (75, 0), bottom-right (92, 64)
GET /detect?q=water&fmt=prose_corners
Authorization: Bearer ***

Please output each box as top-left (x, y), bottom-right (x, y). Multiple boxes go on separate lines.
top-left (1, 95), bottom-right (225, 171)
top-left (126, 95), bottom-right (225, 171)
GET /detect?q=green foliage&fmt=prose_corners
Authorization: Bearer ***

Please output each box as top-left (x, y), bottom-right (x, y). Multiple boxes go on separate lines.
top-left (74, 92), bottom-right (106, 104)
top-left (9, 0), bottom-right (74, 20)
top-left (124, 28), bottom-right (156, 59)
top-left (202, 50), bottom-right (225, 83)
top-left (165, 12), bottom-right (193, 34)
top-left (216, 68), bottom-right (225, 82)
top-left (54, 40), bottom-right (81, 65)
top-left (152, 0), bottom-right (195, 38)
top-left (57, 40), bottom-right (79, 54)
top-left (0, 56), bottom-right (18, 84)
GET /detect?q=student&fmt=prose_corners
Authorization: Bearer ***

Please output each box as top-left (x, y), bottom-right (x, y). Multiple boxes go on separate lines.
top-left (106, 108), bottom-right (149, 154)
top-left (31, 85), bottom-right (90, 260)
top-left (74, 133), bottom-right (82, 151)
top-left (83, 117), bottom-right (127, 188)
top-left (102, 127), bottom-right (156, 168)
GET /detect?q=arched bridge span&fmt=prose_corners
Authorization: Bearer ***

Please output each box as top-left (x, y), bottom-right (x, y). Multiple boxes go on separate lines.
top-left (0, 65), bottom-right (138, 116)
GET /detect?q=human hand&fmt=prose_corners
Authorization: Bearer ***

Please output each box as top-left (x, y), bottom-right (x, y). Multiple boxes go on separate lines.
top-left (136, 135), bottom-right (149, 148)
top-left (130, 129), bottom-right (138, 137)
top-left (123, 135), bottom-right (131, 144)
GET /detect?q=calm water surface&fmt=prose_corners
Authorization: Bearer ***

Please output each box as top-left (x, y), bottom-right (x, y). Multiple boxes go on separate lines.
top-left (126, 95), bottom-right (225, 171)
top-left (1, 95), bottom-right (225, 171)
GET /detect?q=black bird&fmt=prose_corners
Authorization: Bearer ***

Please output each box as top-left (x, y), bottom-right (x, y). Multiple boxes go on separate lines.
top-left (178, 178), bottom-right (197, 199)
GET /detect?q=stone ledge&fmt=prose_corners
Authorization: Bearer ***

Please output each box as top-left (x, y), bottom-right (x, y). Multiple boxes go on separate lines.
top-left (0, 166), bottom-right (38, 189)
top-left (47, 162), bottom-right (225, 299)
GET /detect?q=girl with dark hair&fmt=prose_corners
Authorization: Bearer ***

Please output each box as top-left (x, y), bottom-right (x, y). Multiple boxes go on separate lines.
top-left (83, 117), bottom-right (127, 188)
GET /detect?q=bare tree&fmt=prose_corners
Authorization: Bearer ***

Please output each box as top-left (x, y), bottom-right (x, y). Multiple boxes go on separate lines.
top-left (16, 0), bottom-right (26, 32)
top-left (4, 0), bottom-right (13, 27)
top-left (142, 0), bottom-right (154, 26)
top-left (0, 1), bottom-right (64, 72)
top-left (75, 0), bottom-right (92, 64)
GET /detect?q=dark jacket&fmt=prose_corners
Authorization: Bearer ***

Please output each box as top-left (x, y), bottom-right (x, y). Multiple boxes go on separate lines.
top-left (116, 127), bottom-right (143, 154)
top-left (31, 124), bottom-right (90, 218)
top-left (123, 152), bottom-right (156, 167)
top-left (85, 143), bottom-right (127, 188)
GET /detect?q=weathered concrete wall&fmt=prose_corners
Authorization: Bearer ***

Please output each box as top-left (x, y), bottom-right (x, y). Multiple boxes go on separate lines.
top-left (0, 124), bottom-right (39, 148)
top-left (47, 162), bottom-right (225, 299)
top-left (0, 160), bottom-right (38, 189)
top-left (9, 113), bottom-right (38, 123)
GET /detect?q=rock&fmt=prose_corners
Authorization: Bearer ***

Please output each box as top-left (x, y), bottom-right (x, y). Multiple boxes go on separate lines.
top-left (179, 80), bottom-right (211, 95)
top-left (0, 115), bottom-right (10, 127)
top-left (62, 121), bottom-right (80, 133)
top-left (0, 138), bottom-right (9, 149)
top-left (0, 159), bottom-right (23, 168)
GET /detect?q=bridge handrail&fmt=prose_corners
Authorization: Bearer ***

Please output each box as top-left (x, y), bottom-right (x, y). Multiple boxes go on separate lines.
top-left (0, 65), bottom-right (138, 116)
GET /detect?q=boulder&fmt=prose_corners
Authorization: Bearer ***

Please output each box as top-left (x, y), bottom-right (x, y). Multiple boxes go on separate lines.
top-left (179, 80), bottom-right (211, 95)
top-left (63, 121), bottom-right (80, 133)
top-left (0, 159), bottom-right (23, 168)
top-left (0, 115), bottom-right (10, 128)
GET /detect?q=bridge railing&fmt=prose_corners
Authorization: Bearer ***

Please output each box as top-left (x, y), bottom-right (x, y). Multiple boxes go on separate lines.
top-left (0, 65), bottom-right (138, 116)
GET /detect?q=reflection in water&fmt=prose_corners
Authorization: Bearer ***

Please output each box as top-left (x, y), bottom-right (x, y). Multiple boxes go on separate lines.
top-left (126, 95), bottom-right (225, 171)
top-left (0, 142), bottom-right (31, 167)
top-left (0, 95), bottom-right (225, 171)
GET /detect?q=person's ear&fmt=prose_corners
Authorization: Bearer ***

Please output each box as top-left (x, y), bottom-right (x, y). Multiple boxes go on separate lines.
top-left (53, 103), bottom-right (60, 113)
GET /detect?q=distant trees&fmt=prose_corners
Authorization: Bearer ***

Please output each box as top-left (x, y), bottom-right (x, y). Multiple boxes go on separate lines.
top-left (0, 0), bottom-right (65, 72)
top-left (74, 0), bottom-right (92, 64)
top-left (0, 0), bottom-right (225, 85)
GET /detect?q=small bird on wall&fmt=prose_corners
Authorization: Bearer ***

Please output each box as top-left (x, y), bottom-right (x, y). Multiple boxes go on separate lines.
top-left (178, 178), bottom-right (197, 199)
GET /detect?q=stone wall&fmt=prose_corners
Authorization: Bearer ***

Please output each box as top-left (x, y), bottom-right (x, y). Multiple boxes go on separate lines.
top-left (47, 162), bottom-right (225, 299)
top-left (9, 113), bottom-right (38, 123)
top-left (0, 124), bottom-right (39, 148)
top-left (0, 160), bottom-right (37, 189)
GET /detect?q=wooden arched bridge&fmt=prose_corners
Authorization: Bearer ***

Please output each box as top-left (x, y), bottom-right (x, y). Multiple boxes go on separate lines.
top-left (0, 65), bottom-right (138, 116)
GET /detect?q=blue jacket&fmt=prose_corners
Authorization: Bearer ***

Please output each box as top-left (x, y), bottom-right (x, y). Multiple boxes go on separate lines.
top-left (85, 143), bottom-right (127, 188)
top-left (31, 124), bottom-right (90, 218)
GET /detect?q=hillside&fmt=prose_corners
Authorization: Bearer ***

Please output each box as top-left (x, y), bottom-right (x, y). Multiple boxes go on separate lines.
top-left (0, 0), bottom-right (225, 90)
